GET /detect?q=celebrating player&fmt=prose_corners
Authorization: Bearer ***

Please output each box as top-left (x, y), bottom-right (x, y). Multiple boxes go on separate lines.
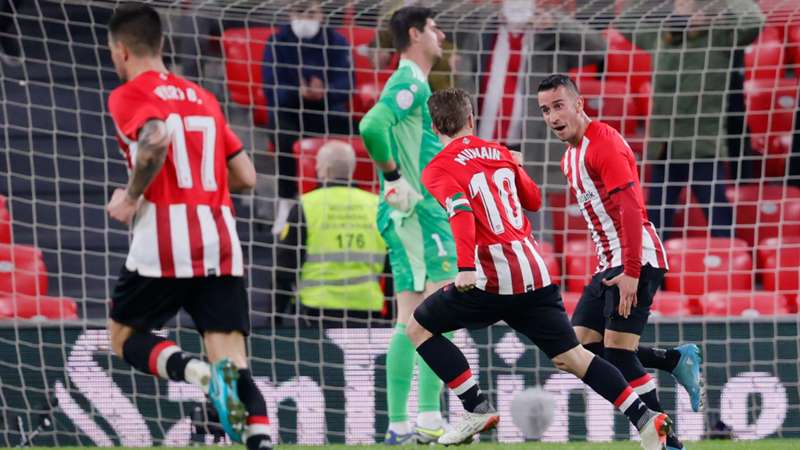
top-left (409, 87), bottom-right (672, 450)
top-left (359, 6), bottom-right (454, 444)
top-left (537, 74), bottom-right (705, 450)
top-left (104, 4), bottom-right (270, 449)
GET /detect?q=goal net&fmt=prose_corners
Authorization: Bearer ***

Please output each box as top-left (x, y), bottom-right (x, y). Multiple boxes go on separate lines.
top-left (1, 0), bottom-right (799, 446)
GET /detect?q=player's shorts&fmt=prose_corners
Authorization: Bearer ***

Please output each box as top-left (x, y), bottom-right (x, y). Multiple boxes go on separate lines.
top-left (414, 283), bottom-right (579, 359)
top-left (571, 264), bottom-right (666, 335)
top-left (381, 204), bottom-right (457, 293)
top-left (110, 266), bottom-right (250, 335)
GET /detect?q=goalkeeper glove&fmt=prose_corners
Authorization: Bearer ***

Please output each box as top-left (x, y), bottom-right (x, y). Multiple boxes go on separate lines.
top-left (383, 169), bottom-right (422, 213)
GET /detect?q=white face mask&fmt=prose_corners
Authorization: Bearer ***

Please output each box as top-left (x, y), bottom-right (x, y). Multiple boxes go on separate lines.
top-left (291, 19), bottom-right (321, 39)
top-left (502, 0), bottom-right (533, 26)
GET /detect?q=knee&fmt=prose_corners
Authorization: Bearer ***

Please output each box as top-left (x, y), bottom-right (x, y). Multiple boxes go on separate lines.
top-left (406, 318), bottom-right (432, 348)
top-left (551, 346), bottom-right (593, 377)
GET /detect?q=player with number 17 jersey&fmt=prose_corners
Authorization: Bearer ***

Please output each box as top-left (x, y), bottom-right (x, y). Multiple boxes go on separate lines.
top-left (422, 135), bottom-right (551, 295)
top-left (109, 71), bottom-right (244, 278)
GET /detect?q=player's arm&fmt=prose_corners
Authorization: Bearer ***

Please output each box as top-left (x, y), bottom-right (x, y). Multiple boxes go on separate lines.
top-left (592, 141), bottom-right (643, 317)
top-left (227, 151), bottom-right (257, 193)
top-left (509, 152), bottom-right (542, 212)
top-left (359, 83), bottom-right (423, 212)
top-left (107, 119), bottom-right (169, 225)
top-left (422, 165), bottom-right (477, 290)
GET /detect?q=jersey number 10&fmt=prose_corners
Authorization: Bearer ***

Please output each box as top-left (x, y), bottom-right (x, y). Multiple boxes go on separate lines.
top-left (166, 113), bottom-right (218, 192)
top-left (469, 168), bottom-right (524, 235)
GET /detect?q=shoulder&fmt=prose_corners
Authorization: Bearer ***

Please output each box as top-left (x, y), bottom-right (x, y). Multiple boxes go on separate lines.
top-left (326, 27), bottom-right (349, 45)
top-left (586, 122), bottom-right (632, 163)
top-left (108, 81), bottom-right (149, 114)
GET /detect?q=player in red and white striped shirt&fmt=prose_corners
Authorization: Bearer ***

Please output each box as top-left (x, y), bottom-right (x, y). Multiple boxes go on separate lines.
top-left (538, 74), bottom-right (705, 450)
top-left (407, 88), bottom-right (671, 449)
top-left (104, 5), bottom-right (269, 448)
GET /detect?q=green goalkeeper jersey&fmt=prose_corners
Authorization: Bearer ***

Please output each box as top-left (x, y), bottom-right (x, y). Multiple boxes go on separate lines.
top-left (359, 59), bottom-right (445, 230)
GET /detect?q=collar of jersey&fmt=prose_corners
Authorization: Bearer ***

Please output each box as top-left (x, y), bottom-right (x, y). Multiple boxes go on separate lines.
top-left (399, 58), bottom-right (427, 83)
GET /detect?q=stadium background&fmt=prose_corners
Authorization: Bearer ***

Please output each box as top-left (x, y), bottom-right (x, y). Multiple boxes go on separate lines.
top-left (1, 0), bottom-right (799, 446)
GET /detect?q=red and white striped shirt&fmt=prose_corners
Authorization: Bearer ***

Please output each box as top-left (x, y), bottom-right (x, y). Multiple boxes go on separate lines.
top-left (423, 135), bottom-right (551, 295)
top-left (561, 121), bottom-right (668, 274)
top-left (109, 71), bottom-right (244, 278)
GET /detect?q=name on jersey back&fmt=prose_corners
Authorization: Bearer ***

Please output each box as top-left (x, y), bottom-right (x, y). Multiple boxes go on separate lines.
top-left (153, 85), bottom-right (203, 105)
top-left (454, 146), bottom-right (502, 166)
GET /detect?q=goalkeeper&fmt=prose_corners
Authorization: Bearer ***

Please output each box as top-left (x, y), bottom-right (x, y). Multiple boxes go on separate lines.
top-left (359, 5), bottom-right (455, 445)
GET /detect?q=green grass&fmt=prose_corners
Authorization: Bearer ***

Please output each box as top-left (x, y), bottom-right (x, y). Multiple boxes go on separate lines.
top-left (25, 441), bottom-right (800, 450)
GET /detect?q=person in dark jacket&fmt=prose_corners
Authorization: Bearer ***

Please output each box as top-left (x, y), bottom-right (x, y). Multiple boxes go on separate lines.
top-left (263, 0), bottom-right (354, 234)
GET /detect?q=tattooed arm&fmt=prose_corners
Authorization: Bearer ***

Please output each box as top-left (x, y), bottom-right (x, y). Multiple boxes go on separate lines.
top-left (107, 119), bottom-right (170, 225)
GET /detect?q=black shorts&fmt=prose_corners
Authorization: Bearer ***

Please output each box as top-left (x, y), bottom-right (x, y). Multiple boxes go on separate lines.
top-left (571, 264), bottom-right (665, 335)
top-left (414, 284), bottom-right (579, 359)
top-left (110, 266), bottom-right (250, 335)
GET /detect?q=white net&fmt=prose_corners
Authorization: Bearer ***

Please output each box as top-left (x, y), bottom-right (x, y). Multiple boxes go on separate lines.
top-left (1, 0), bottom-right (800, 446)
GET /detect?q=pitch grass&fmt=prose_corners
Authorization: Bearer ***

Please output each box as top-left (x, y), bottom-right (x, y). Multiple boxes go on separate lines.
top-left (26, 441), bottom-right (800, 450)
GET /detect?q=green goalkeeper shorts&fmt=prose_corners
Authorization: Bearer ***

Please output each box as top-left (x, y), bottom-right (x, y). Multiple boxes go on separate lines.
top-left (381, 204), bottom-right (457, 294)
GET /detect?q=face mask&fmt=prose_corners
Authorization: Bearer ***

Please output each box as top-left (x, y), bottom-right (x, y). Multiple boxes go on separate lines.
top-left (291, 19), bottom-right (321, 39)
top-left (502, 0), bottom-right (533, 26)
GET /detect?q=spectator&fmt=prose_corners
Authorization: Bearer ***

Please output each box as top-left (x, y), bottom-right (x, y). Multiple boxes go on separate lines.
top-left (263, 0), bottom-right (354, 235)
top-left (461, 0), bottom-right (606, 190)
top-left (274, 140), bottom-right (388, 328)
top-left (616, 0), bottom-right (764, 240)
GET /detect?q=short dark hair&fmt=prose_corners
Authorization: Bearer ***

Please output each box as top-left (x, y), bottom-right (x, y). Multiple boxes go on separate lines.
top-left (537, 74), bottom-right (580, 95)
top-left (428, 88), bottom-right (474, 137)
top-left (389, 6), bottom-right (435, 52)
top-left (290, 0), bottom-right (320, 14)
top-left (108, 3), bottom-right (163, 56)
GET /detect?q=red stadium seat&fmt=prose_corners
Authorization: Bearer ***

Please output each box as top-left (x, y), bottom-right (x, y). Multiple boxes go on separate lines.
top-left (0, 195), bottom-right (10, 244)
top-left (536, 241), bottom-right (560, 287)
top-left (293, 136), bottom-right (379, 195)
top-left (788, 23), bottom-right (800, 70)
top-left (701, 291), bottom-right (789, 316)
top-left (744, 77), bottom-right (799, 176)
top-left (669, 188), bottom-right (711, 239)
top-left (564, 239), bottom-right (598, 293)
top-left (573, 78), bottom-right (638, 136)
top-left (651, 291), bottom-right (693, 317)
top-left (0, 244), bottom-right (47, 296)
top-left (726, 184), bottom-right (800, 248)
top-left (604, 27), bottom-right (652, 121)
top-left (664, 237), bottom-right (753, 297)
top-left (221, 27), bottom-right (275, 126)
top-left (548, 190), bottom-right (587, 256)
top-left (561, 291), bottom-right (581, 317)
top-left (744, 26), bottom-right (786, 82)
top-left (0, 294), bottom-right (78, 320)
top-left (757, 236), bottom-right (800, 312)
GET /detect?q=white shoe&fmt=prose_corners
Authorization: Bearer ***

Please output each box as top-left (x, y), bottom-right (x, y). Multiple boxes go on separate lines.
top-left (437, 411), bottom-right (499, 446)
top-left (638, 412), bottom-right (672, 450)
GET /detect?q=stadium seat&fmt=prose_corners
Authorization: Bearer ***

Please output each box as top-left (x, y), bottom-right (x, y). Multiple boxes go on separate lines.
top-left (0, 294), bottom-right (78, 320)
top-left (221, 27), bottom-right (275, 126)
top-left (663, 237), bottom-right (753, 297)
top-left (604, 27), bottom-right (652, 121)
top-left (788, 22), bottom-right (800, 70)
top-left (757, 236), bottom-right (800, 312)
top-left (651, 291), bottom-right (693, 317)
top-left (0, 244), bottom-right (48, 296)
top-left (536, 241), bottom-right (560, 287)
top-left (573, 77), bottom-right (638, 136)
top-left (669, 188), bottom-right (711, 239)
top-left (744, 77), bottom-right (799, 177)
top-left (564, 239), bottom-right (598, 293)
top-left (0, 195), bottom-right (10, 244)
top-left (548, 190), bottom-right (587, 256)
top-left (726, 184), bottom-right (800, 248)
top-left (701, 291), bottom-right (790, 317)
top-left (293, 136), bottom-right (379, 195)
top-left (744, 26), bottom-right (786, 82)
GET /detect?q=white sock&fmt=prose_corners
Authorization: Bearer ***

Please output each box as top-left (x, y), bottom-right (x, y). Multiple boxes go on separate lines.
top-left (416, 411), bottom-right (443, 429)
top-left (388, 421), bottom-right (410, 435)
top-left (184, 360), bottom-right (211, 394)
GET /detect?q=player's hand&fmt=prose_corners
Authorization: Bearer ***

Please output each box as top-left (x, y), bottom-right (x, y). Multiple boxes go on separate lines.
top-left (107, 188), bottom-right (139, 225)
top-left (455, 271), bottom-right (477, 292)
top-left (384, 176), bottom-right (423, 213)
top-left (603, 273), bottom-right (639, 319)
